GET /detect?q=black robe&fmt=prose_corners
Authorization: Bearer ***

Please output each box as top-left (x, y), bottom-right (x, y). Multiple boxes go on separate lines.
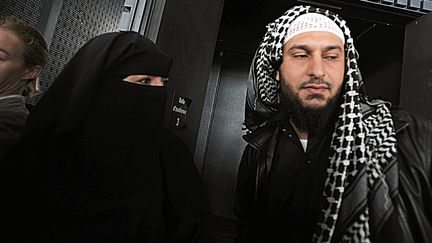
top-left (0, 96), bottom-right (28, 158)
top-left (2, 32), bottom-right (211, 243)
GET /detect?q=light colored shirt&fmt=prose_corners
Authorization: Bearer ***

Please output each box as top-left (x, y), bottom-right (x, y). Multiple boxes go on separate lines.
top-left (300, 139), bottom-right (307, 152)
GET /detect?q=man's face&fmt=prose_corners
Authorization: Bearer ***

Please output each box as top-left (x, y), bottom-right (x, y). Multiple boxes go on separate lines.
top-left (0, 28), bottom-right (32, 95)
top-left (276, 31), bottom-right (345, 110)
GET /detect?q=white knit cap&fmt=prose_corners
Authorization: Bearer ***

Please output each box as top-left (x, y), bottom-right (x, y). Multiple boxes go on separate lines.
top-left (284, 13), bottom-right (345, 44)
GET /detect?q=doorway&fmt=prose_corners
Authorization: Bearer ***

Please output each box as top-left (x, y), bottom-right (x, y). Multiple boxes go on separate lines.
top-left (198, 0), bottom-right (420, 241)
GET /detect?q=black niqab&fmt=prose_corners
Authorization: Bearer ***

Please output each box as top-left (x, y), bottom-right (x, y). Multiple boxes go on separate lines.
top-left (26, 31), bottom-right (171, 138)
top-left (41, 32), bottom-right (171, 242)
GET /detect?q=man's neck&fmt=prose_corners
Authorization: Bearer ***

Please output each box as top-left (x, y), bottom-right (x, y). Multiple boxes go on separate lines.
top-left (290, 120), bottom-right (308, 139)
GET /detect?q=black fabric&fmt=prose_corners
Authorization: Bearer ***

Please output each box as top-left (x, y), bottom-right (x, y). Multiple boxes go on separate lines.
top-left (0, 96), bottom-right (28, 158)
top-left (1, 32), bottom-right (210, 243)
top-left (160, 128), bottom-right (212, 243)
top-left (235, 107), bottom-right (432, 243)
top-left (25, 31), bottom-right (171, 139)
top-left (235, 120), bottom-right (332, 243)
top-left (41, 80), bottom-right (167, 242)
top-left (393, 108), bottom-right (432, 243)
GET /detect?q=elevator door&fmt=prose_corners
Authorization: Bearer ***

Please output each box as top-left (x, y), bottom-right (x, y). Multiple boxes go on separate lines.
top-left (201, 51), bottom-right (251, 219)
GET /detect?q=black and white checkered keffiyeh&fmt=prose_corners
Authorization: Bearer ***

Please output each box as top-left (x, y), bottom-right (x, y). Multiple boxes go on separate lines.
top-left (246, 5), bottom-right (398, 243)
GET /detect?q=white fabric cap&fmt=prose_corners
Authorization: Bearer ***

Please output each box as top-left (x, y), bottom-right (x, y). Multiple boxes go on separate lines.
top-left (284, 13), bottom-right (345, 44)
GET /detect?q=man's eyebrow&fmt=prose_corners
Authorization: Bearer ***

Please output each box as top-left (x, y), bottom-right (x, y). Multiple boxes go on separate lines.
top-left (287, 44), bottom-right (343, 53)
top-left (287, 44), bottom-right (311, 52)
top-left (323, 45), bottom-right (343, 52)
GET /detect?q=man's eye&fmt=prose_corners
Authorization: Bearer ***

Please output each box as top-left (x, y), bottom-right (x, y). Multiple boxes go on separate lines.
top-left (325, 55), bottom-right (338, 60)
top-left (293, 54), bottom-right (308, 59)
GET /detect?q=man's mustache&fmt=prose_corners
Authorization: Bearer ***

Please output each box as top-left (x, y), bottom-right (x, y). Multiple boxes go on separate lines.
top-left (299, 78), bottom-right (332, 89)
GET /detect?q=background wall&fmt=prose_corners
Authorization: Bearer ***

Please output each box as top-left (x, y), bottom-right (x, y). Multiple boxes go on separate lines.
top-left (1, 0), bottom-right (125, 103)
top-left (401, 12), bottom-right (432, 120)
top-left (156, 0), bottom-right (225, 163)
top-left (0, 0), bottom-right (43, 26)
top-left (38, 0), bottom-right (124, 96)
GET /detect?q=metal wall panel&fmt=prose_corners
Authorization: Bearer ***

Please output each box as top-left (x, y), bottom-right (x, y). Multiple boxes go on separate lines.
top-left (0, 0), bottom-right (43, 26)
top-left (37, 0), bottom-right (124, 98)
top-left (200, 51), bottom-right (249, 219)
top-left (359, 0), bottom-right (432, 12)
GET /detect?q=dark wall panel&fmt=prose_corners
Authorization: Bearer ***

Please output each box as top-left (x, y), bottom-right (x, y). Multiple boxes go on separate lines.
top-left (201, 52), bottom-right (249, 218)
top-left (359, 0), bottom-right (432, 12)
top-left (401, 12), bottom-right (432, 119)
top-left (356, 24), bottom-right (405, 105)
top-left (156, 0), bottom-right (225, 153)
top-left (37, 0), bottom-right (124, 97)
top-left (1, 0), bottom-right (124, 102)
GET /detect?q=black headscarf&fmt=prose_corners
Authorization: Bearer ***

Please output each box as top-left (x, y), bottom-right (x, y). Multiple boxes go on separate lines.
top-left (26, 31), bottom-right (171, 138)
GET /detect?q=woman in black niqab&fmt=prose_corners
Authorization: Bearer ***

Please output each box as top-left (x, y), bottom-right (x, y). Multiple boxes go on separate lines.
top-left (3, 32), bottom-right (211, 243)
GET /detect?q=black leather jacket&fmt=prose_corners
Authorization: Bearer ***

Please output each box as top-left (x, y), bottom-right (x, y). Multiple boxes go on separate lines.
top-left (235, 107), bottom-right (432, 243)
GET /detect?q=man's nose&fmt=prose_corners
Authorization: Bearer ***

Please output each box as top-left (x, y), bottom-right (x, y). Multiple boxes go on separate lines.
top-left (307, 55), bottom-right (325, 79)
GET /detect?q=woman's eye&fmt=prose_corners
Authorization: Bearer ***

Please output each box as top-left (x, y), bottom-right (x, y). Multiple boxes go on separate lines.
top-left (137, 78), bottom-right (151, 84)
top-left (122, 75), bottom-right (167, 86)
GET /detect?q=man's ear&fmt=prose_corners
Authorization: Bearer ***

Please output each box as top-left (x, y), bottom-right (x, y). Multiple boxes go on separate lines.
top-left (21, 65), bottom-right (43, 80)
top-left (275, 70), bottom-right (280, 81)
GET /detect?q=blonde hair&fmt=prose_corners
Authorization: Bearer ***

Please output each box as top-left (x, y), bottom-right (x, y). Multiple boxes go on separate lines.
top-left (0, 16), bottom-right (48, 96)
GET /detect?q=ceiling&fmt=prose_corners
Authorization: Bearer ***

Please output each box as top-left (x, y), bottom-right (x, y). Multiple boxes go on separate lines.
top-left (218, 0), bottom-right (417, 55)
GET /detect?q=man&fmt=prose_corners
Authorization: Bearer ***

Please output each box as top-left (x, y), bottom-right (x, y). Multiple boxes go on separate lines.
top-left (235, 5), bottom-right (432, 243)
top-left (0, 16), bottom-right (48, 157)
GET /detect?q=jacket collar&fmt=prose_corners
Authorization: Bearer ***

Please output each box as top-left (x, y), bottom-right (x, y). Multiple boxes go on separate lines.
top-left (244, 104), bottom-right (410, 150)
top-left (393, 116), bottom-right (410, 134)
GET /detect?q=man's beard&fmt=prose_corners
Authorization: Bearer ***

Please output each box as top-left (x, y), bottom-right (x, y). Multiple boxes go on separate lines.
top-left (280, 79), bottom-right (341, 136)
